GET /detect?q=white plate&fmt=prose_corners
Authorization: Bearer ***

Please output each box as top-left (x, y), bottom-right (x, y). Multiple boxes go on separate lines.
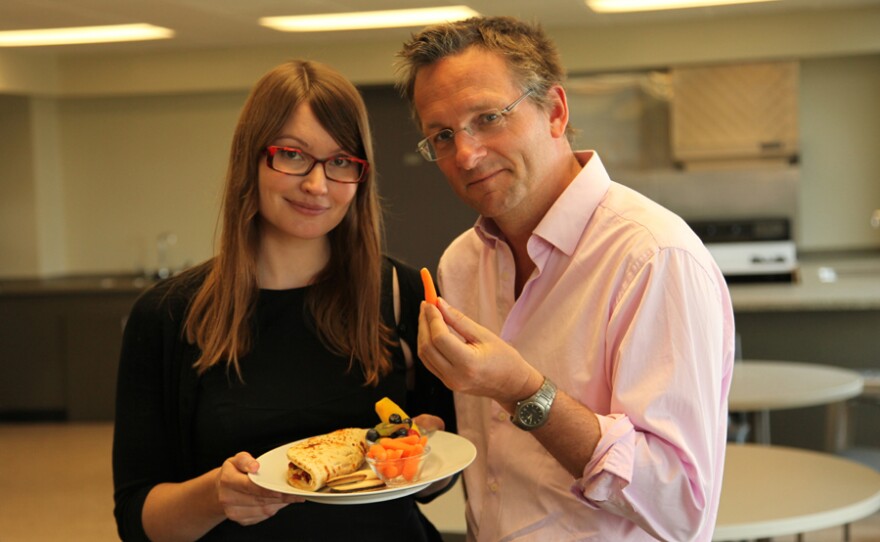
top-left (248, 430), bottom-right (476, 505)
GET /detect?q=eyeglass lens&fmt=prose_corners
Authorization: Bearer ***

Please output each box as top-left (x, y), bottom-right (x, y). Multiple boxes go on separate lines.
top-left (268, 147), bottom-right (365, 183)
top-left (419, 89), bottom-right (533, 161)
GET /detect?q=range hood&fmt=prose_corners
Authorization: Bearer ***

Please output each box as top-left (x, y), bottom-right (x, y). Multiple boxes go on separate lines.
top-left (670, 61), bottom-right (799, 168)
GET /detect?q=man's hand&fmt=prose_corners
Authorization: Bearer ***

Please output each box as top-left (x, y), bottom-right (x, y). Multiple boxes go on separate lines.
top-left (417, 298), bottom-right (543, 410)
top-left (418, 298), bottom-right (601, 479)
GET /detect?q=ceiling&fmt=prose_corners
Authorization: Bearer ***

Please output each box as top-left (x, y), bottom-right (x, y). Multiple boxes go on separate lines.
top-left (2, 0), bottom-right (880, 56)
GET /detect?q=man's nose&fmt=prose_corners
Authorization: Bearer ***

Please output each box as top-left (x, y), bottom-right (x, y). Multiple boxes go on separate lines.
top-left (453, 129), bottom-right (486, 169)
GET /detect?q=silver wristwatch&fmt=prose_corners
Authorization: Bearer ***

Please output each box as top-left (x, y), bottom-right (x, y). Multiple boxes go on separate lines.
top-left (511, 377), bottom-right (557, 431)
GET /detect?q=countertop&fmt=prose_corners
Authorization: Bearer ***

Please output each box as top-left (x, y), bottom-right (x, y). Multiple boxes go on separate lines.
top-left (0, 274), bottom-right (155, 297)
top-left (730, 253), bottom-right (880, 312)
top-left (2, 253), bottom-right (879, 309)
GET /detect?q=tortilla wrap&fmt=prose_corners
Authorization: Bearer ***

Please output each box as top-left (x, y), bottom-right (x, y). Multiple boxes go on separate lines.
top-left (286, 428), bottom-right (368, 491)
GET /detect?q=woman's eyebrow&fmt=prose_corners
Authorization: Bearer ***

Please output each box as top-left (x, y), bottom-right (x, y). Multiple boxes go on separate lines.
top-left (273, 135), bottom-right (302, 145)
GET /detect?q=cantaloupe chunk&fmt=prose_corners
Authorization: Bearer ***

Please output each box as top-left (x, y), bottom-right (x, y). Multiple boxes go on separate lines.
top-left (374, 397), bottom-right (420, 434)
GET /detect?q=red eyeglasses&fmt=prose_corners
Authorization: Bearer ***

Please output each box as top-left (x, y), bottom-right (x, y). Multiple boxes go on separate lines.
top-left (265, 146), bottom-right (369, 184)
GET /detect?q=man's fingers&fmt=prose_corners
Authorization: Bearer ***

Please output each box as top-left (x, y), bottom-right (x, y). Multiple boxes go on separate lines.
top-left (436, 297), bottom-right (486, 345)
top-left (418, 301), bottom-right (461, 386)
top-left (419, 301), bottom-right (451, 352)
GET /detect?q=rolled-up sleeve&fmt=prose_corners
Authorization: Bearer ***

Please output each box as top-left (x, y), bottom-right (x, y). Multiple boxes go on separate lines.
top-left (572, 247), bottom-right (733, 541)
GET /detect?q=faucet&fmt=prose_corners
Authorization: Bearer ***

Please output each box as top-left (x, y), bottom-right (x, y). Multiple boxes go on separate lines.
top-left (156, 232), bottom-right (178, 279)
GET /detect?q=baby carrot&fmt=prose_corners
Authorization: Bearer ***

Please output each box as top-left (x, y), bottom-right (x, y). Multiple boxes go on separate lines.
top-left (402, 456), bottom-right (421, 481)
top-left (368, 443), bottom-right (387, 460)
top-left (379, 437), bottom-right (417, 454)
top-left (378, 435), bottom-right (419, 447)
top-left (420, 267), bottom-right (439, 306)
top-left (397, 434), bottom-right (421, 446)
top-left (388, 449), bottom-right (404, 460)
top-left (383, 463), bottom-right (401, 479)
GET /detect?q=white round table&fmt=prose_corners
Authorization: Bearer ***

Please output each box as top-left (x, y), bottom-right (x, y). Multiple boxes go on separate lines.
top-left (713, 443), bottom-right (880, 541)
top-left (728, 360), bottom-right (864, 445)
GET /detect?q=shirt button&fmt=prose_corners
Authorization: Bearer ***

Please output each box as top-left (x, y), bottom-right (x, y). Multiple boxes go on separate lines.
top-left (489, 481), bottom-right (500, 492)
top-left (497, 411), bottom-right (507, 421)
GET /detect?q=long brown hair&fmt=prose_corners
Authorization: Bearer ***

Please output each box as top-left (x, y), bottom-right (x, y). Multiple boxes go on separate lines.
top-left (183, 59), bottom-right (392, 385)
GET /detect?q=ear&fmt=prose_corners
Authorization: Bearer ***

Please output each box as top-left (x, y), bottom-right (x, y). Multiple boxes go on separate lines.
top-left (546, 85), bottom-right (569, 140)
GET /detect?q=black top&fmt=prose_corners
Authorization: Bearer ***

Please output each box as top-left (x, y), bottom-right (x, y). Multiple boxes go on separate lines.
top-left (112, 258), bottom-right (455, 541)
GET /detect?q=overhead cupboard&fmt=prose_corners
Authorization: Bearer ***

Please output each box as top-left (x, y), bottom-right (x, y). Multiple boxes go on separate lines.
top-left (670, 61), bottom-right (800, 168)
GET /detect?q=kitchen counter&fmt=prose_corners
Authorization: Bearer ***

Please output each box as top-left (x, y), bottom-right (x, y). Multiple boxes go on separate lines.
top-left (729, 252), bottom-right (880, 452)
top-left (730, 253), bottom-right (880, 312)
top-left (4, 255), bottom-right (879, 309)
top-left (0, 273), bottom-right (154, 297)
top-left (0, 274), bottom-right (152, 421)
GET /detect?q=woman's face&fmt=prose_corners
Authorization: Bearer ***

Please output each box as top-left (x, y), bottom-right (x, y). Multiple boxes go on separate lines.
top-left (257, 103), bottom-right (360, 244)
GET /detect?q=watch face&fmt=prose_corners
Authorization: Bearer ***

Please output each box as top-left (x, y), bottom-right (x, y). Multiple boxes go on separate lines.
top-left (519, 403), bottom-right (546, 427)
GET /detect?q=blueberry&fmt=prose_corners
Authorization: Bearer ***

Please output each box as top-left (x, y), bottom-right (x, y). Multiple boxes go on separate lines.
top-left (403, 417), bottom-right (412, 427)
top-left (393, 427), bottom-right (410, 438)
top-left (389, 413), bottom-right (402, 424)
top-left (366, 428), bottom-right (379, 442)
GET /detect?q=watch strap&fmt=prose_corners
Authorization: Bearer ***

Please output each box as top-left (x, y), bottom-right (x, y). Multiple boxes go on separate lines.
top-left (511, 377), bottom-right (557, 430)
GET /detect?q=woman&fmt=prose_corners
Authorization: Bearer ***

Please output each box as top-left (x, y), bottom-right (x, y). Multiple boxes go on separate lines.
top-left (112, 60), bottom-right (455, 541)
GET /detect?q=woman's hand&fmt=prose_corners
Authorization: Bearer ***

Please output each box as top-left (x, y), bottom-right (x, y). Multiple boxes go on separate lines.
top-left (143, 451), bottom-right (304, 541)
top-left (410, 414), bottom-right (452, 499)
top-left (216, 452), bottom-right (304, 526)
top-left (411, 413), bottom-right (445, 437)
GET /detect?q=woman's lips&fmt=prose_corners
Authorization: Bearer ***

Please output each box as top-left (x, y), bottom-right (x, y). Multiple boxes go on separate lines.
top-left (288, 199), bottom-right (328, 215)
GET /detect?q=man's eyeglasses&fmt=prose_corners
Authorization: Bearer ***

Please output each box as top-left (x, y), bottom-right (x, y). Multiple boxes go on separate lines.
top-left (417, 89), bottom-right (534, 162)
top-left (265, 146), bottom-right (369, 184)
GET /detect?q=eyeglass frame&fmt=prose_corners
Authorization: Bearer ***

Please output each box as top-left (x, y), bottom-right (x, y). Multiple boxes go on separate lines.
top-left (264, 145), bottom-right (370, 184)
top-left (416, 88), bottom-right (534, 162)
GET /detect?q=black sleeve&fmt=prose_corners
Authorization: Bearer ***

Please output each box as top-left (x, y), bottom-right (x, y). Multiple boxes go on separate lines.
top-left (111, 281), bottom-right (189, 542)
top-left (390, 259), bottom-right (457, 435)
top-left (388, 259), bottom-right (460, 505)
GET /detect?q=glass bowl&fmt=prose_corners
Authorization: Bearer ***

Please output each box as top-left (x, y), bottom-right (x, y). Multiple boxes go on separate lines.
top-left (365, 444), bottom-right (431, 487)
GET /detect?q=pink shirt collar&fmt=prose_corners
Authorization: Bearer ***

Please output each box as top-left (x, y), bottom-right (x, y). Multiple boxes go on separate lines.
top-left (473, 150), bottom-right (611, 257)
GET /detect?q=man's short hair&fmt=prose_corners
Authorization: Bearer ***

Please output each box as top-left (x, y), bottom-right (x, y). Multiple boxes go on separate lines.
top-left (395, 16), bottom-right (569, 135)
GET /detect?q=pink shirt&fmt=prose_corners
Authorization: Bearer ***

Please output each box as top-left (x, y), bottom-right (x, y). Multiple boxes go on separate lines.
top-left (436, 152), bottom-right (735, 541)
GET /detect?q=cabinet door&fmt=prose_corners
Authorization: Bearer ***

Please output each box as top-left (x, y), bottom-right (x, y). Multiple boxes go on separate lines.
top-left (671, 61), bottom-right (799, 165)
top-left (65, 294), bottom-right (137, 421)
top-left (0, 298), bottom-right (66, 417)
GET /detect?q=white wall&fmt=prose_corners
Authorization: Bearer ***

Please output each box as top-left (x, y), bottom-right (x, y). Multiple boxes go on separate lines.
top-left (0, 96), bottom-right (40, 276)
top-left (1, 5), bottom-right (879, 277)
top-left (31, 97), bottom-right (66, 276)
top-left (57, 92), bottom-right (240, 275)
top-left (799, 54), bottom-right (880, 251)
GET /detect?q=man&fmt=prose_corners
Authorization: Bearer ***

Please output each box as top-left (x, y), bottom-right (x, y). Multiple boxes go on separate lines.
top-left (396, 16), bottom-right (735, 541)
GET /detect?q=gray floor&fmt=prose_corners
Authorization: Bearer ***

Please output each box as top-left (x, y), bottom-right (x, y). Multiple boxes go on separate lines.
top-left (1, 422), bottom-right (878, 541)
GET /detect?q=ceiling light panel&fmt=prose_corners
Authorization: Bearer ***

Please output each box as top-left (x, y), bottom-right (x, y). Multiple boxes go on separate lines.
top-left (260, 6), bottom-right (479, 32)
top-left (587, 0), bottom-right (779, 13)
top-left (0, 23), bottom-right (174, 47)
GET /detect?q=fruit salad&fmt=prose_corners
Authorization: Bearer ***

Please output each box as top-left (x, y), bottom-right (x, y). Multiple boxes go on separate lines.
top-left (365, 397), bottom-right (430, 485)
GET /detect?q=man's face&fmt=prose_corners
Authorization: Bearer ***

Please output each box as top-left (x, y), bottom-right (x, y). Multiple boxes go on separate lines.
top-left (412, 48), bottom-right (555, 223)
